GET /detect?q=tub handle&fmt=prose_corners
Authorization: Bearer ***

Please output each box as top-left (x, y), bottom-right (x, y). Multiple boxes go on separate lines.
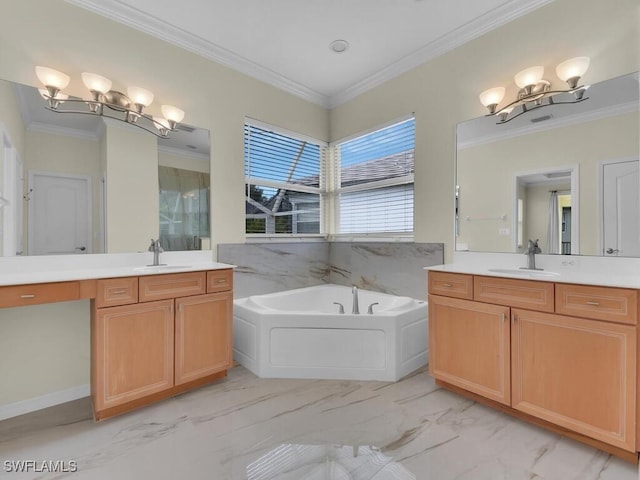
top-left (367, 302), bottom-right (379, 314)
top-left (333, 302), bottom-right (345, 314)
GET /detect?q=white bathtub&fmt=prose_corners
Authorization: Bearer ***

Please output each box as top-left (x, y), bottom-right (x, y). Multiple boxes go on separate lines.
top-left (233, 284), bottom-right (428, 381)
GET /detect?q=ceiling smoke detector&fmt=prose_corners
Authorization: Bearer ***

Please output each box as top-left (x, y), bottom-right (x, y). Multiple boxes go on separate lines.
top-left (330, 40), bottom-right (349, 53)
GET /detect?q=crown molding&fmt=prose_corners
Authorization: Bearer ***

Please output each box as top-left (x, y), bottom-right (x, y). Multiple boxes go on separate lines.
top-left (66, 0), bottom-right (330, 107)
top-left (158, 144), bottom-right (209, 162)
top-left (328, 0), bottom-right (555, 108)
top-left (68, 0), bottom-right (552, 110)
top-left (457, 100), bottom-right (639, 150)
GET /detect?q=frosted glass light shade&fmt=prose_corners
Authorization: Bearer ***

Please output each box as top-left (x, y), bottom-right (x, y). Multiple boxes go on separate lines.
top-left (514, 66), bottom-right (544, 88)
top-left (161, 105), bottom-right (185, 123)
top-left (127, 86), bottom-right (154, 106)
top-left (556, 57), bottom-right (590, 82)
top-left (81, 72), bottom-right (112, 93)
top-left (35, 66), bottom-right (70, 90)
top-left (479, 87), bottom-right (505, 107)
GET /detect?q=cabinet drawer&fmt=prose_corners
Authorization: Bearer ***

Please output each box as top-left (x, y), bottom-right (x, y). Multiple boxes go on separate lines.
top-left (428, 271), bottom-right (473, 300)
top-left (556, 283), bottom-right (637, 325)
top-left (0, 281), bottom-right (80, 308)
top-left (206, 269), bottom-right (233, 293)
top-left (139, 272), bottom-right (206, 302)
top-left (474, 276), bottom-right (554, 312)
top-left (96, 277), bottom-right (138, 308)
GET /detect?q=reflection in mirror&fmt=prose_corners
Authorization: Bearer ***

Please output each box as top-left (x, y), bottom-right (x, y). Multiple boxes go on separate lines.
top-left (0, 78), bottom-right (210, 256)
top-left (456, 72), bottom-right (639, 257)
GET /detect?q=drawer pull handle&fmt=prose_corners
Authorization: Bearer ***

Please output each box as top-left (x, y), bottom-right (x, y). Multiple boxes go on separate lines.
top-left (112, 289), bottom-right (127, 294)
top-left (585, 301), bottom-right (600, 306)
top-left (216, 279), bottom-right (226, 284)
top-left (442, 283), bottom-right (452, 287)
top-left (20, 294), bottom-right (36, 299)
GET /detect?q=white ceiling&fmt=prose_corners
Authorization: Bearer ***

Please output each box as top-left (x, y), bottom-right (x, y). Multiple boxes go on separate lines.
top-left (68, 0), bottom-right (554, 108)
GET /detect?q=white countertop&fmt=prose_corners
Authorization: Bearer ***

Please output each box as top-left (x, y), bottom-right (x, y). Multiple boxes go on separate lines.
top-left (426, 252), bottom-right (640, 289)
top-left (0, 250), bottom-right (235, 286)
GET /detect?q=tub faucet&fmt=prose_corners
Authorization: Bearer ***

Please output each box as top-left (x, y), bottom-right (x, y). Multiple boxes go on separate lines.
top-left (352, 286), bottom-right (360, 314)
top-left (148, 238), bottom-right (164, 266)
top-left (522, 238), bottom-right (542, 270)
top-left (367, 302), bottom-right (379, 314)
top-left (333, 302), bottom-right (345, 314)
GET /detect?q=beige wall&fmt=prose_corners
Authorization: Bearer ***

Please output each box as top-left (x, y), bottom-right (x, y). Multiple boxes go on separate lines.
top-left (457, 112), bottom-right (638, 254)
top-left (158, 150), bottom-right (210, 174)
top-left (329, 0), bottom-right (639, 261)
top-left (103, 120), bottom-right (159, 252)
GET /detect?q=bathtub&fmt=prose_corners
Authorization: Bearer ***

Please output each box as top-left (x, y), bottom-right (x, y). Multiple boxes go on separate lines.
top-left (233, 284), bottom-right (428, 381)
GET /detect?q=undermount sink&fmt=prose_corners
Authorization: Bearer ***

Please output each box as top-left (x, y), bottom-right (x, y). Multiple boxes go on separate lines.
top-left (133, 265), bottom-right (191, 272)
top-left (488, 268), bottom-right (560, 277)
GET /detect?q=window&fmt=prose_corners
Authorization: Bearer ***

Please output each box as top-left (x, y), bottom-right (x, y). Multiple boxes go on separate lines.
top-left (159, 166), bottom-right (210, 250)
top-left (332, 117), bottom-right (415, 234)
top-left (244, 120), bottom-right (326, 235)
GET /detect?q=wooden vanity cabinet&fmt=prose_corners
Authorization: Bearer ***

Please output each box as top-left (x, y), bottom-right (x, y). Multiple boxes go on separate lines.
top-left (428, 270), bottom-right (638, 460)
top-left (429, 294), bottom-right (510, 405)
top-left (91, 269), bottom-right (233, 420)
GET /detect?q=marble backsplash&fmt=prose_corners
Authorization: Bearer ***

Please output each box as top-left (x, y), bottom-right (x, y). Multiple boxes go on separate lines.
top-left (217, 242), bottom-right (443, 300)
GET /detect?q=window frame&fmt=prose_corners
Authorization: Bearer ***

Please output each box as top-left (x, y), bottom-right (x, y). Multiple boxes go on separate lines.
top-left (244, 117), bottom-right (328, 239)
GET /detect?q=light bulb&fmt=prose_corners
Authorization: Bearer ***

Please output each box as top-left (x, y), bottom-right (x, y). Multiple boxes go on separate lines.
top-left (127, 86), bottom-right (154, 107)
top-left (161, 105), bottom-right (185, 123)
top-left (81, 72), bottom-right (112, 94)
top-left (556, 57), bottom-right (590, 88)
top-left (479, 87), bottom-right (505, 114)
top-left (514, 66), bottom-right (544, 88)
top-left (35, 66), bottom-right (70, 90)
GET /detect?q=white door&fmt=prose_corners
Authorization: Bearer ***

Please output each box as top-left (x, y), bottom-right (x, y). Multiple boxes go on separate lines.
top-left (28, 171), bottom-right (92, 255)
top-left (602, 160), bottom-right (640, 257)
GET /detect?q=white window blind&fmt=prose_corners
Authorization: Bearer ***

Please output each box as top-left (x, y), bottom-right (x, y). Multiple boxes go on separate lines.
top-left (244, 120), bottom-right (327, 235)
top-left (332, 117), bottom-right (415, 234)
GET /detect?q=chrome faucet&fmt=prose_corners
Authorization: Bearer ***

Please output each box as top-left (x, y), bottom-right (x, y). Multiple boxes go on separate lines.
top-left (522, 238), bottom-right (542, 270)
top-left (148, 238), bottom-right (164, 266)
top-left (351, 286), bottom-right (360, 314)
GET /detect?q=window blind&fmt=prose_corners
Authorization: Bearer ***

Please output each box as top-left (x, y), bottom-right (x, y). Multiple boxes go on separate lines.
top-left (244, 121), bottom-right (327, 235)
top-left (333, 117), bottom-right (415, 234)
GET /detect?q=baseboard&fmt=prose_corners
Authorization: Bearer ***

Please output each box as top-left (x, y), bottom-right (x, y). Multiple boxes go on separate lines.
top-left (0, 384), bottom-right (90, 421)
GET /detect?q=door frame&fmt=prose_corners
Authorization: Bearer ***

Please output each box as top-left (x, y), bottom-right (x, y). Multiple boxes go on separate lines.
top-left (27, 170), bottom-right (93, 255)
top-left (598, 156), bottom-right (639, 256)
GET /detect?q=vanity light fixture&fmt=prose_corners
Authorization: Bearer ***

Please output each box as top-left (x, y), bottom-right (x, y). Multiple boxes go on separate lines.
top-left (479, 56), bottom-right (590, 124)
top-left (35, 66), bottom-right (185, 138)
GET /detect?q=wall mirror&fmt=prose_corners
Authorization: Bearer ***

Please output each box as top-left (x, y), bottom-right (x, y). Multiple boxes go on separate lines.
top-left (456, 71), bottom-right (639, 257)
top-left (0, 78), bottom-right (210, 256)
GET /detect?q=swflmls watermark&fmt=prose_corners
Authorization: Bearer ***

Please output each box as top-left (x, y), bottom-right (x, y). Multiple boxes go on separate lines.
top-left (4, 460), bottom-right (78, 473)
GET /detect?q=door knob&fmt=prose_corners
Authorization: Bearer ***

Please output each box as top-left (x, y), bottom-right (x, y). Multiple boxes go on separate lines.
top-left (75, 246), bottom-right (87, 251)
top-left (605, 248), bottom-right (619, 254)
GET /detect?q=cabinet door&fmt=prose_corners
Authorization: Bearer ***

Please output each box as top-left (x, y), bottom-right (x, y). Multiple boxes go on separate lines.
top-left (174, 292), bottom-right (233, 385)
top-left (428, 295), bottom-right (510, 405)
top-left (93, 300), bottom-right (174, 412)
top-left (511, 308), bottom-right (636, 451)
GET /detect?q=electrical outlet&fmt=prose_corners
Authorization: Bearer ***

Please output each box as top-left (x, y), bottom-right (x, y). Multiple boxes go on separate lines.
top-left (560, 258), bottom-right (579, 269)
top-left (499, 228), bottom-right (510, 236)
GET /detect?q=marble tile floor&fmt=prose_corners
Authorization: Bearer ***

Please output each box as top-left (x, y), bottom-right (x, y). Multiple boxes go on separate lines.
top-left (0, 366), bottom-right (638, 480)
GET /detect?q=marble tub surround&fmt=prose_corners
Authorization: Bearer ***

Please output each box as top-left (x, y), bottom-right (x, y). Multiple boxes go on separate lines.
top-left (0, 365), bottom-right (636, 479)
top-left (328, 242), bottom-right (443, 299)
top-left (217, 242), bottom-right (444, 299)
top-left (0, 250), bottom-right (234, 286)
top-left (430, 251), bottom-right (640, 288)
top-left (218, 242), bottom-right (329, 298)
